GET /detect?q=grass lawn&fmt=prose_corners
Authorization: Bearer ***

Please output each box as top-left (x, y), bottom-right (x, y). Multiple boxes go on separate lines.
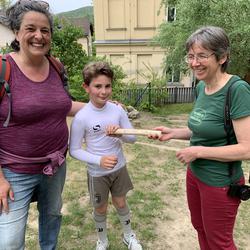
top-left (25, 104), bottom-right (250, 250)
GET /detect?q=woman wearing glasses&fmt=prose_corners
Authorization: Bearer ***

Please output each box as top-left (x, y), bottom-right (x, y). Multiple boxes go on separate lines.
top-left (0, 1), bottom-right (84, 249)
top-left (150, 26), bottom-right (250, 249)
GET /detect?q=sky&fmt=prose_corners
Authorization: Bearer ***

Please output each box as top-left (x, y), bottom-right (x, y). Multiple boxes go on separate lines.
top-left (11, 0), bottom-right (93, 14)
top-left (44, 0), bottom-right (92, 14)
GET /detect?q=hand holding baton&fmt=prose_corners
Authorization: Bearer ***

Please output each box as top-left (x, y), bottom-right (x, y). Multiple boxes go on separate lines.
top-left (112, 128), bottom-right (162, 137)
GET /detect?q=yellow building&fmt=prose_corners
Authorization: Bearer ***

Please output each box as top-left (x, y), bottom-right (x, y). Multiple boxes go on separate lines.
top-left (93, 0), bottom-right (170, 84)
top-left (93, 0), bottom-right (192, 86)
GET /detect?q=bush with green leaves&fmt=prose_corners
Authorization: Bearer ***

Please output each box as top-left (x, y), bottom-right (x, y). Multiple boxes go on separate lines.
top-left (158, 0), bottom-right (250, 80)
top-left (51, 18), bottom-right (89, 101)
top-left (51, 18), bottom-right (127, 102)
top-left (0, 44), bottom-right (12, 54)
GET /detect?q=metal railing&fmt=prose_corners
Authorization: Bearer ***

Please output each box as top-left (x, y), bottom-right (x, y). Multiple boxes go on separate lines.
top-left (117, 84), bottom-right (195, 107)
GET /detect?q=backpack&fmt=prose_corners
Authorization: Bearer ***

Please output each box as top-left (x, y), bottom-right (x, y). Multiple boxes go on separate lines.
top-left (0, 54), bottom-right (72, 127)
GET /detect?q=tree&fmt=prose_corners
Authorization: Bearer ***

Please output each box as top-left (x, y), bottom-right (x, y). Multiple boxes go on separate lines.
top-left (51, 18), bottom-right (89, 101)
top-left (157, 0), bottom-right (250, 80)
top-left (0, 0), bottom-right (10, 10)
top-left (51, 18), bottom-right (126, 102)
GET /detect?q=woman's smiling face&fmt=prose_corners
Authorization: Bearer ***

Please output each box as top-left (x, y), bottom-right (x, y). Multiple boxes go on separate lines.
top-left (187, 43), bottom-right (227, 83)
top-left (15, 11), bottom-right (51, 58)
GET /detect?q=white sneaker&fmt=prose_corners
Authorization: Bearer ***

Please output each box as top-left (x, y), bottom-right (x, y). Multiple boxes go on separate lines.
top-left (123, 233), bottom-right (143, 250)
top-left (96, 240), bottom-right (109, 250)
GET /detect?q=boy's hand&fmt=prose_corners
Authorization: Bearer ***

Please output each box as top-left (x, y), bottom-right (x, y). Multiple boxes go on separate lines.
top-left (106, 125), bottom-right (122, 137)
top-left (100, 155), bottom-right (118, 169)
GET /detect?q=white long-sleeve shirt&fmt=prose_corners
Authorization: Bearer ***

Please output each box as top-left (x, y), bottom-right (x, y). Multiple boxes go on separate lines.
top-left (69, 101), bottom-right (136, 177)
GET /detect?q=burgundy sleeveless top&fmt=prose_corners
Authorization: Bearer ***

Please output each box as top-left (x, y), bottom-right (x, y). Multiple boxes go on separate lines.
top-left (0, 55), bottom-right (72, 173)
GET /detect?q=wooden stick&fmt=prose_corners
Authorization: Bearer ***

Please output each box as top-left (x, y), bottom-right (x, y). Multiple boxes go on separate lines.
top-left (113, 128), bottom-right (162, 137)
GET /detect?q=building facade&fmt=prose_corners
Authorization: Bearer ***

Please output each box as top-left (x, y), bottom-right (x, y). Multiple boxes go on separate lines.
top-left (0, 24), bottom-right (14, 48)
top-left (0, 13), bottom-right (14, 50)
top-left (62, 17), bottom-right (93, 56)
top-left (93, 0), bottom-right (191, 86)
top-left (94, 0), bottom-right (170, 84)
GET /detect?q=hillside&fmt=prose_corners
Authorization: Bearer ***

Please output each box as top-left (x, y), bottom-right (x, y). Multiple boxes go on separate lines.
top-left (56, 6), bottom-right (93, 23)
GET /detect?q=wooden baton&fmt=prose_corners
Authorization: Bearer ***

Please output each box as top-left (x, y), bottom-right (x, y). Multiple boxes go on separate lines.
top-left (113, 128), bottom-right (162, 137)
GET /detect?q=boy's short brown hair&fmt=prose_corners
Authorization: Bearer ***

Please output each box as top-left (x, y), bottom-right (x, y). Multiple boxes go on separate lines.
top-left (82, 61), bottom-right (114, 85)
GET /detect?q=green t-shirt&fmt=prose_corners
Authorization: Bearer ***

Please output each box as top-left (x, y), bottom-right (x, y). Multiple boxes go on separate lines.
top-left (188, 75), bottom-right (250, 187)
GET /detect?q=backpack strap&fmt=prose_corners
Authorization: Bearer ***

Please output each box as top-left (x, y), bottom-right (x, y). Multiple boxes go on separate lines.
top-left (224, 78), bottom-right (242, 144)
top-left (0, 55), bottom-right (12, 127)
top-left (46, 55), bottom-right (74, 100)
top-left (224, 78), bottom-right (242, 180)
top-left (0, 55), bottom-right (11, 99)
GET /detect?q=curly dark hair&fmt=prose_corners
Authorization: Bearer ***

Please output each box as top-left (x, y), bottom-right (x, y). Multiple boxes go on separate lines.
top-left (5, 0), bottom-right (53, 51)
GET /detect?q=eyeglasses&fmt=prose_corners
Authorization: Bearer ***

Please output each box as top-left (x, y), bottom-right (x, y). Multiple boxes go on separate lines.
top-left (17, 0), bottom-right (49, 10)
top-left (185, 53), bottom-right (215, 63)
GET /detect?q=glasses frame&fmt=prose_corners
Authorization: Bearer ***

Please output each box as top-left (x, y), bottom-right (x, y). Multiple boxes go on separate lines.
top-left (185, 52), bottom-right (215, 64)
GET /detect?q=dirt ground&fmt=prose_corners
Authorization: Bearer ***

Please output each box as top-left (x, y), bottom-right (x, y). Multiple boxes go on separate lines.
top-left (132, 113), bottom-right (199, 250)
top-left (129, 112), bottom-right (250, 250)
top-left (26, 113), bottom-right (250, 250)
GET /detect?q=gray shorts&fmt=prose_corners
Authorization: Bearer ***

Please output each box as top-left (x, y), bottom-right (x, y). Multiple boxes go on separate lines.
top-left (87, 166), bottom-right (133, 208)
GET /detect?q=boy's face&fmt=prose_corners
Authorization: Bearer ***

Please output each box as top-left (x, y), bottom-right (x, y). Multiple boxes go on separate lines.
top-left (84, 75), bottom-right (112, 108)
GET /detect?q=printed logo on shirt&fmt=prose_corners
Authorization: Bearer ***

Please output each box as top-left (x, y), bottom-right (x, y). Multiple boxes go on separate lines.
top-left (93, 124), bottom-right (101, 133)
top-left (189, 108), bottom-right (206, 125)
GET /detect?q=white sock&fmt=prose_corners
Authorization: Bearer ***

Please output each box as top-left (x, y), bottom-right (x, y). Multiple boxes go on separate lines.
top-left (93, 211), bottom-right (108, 243)
top-left (116, 205), bottom-right (133, 238)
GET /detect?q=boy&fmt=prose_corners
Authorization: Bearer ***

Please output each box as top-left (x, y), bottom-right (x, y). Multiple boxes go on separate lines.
top-left (69, 61), bottom-right (143, 250)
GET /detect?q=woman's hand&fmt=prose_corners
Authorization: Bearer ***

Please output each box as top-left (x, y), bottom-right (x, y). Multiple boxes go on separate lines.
top-left (148, 126), bottom-right (174, 141)
top-left (148, 127), bottom-right (192, 141)
top-left (176, 146), bottom-right (202, 165)
top-left (0, 177), bottom-right (14, 213)
top-left (108, 100), bottom-right (125, 109)
top-left (100, 155), bottom-right (118, 169)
